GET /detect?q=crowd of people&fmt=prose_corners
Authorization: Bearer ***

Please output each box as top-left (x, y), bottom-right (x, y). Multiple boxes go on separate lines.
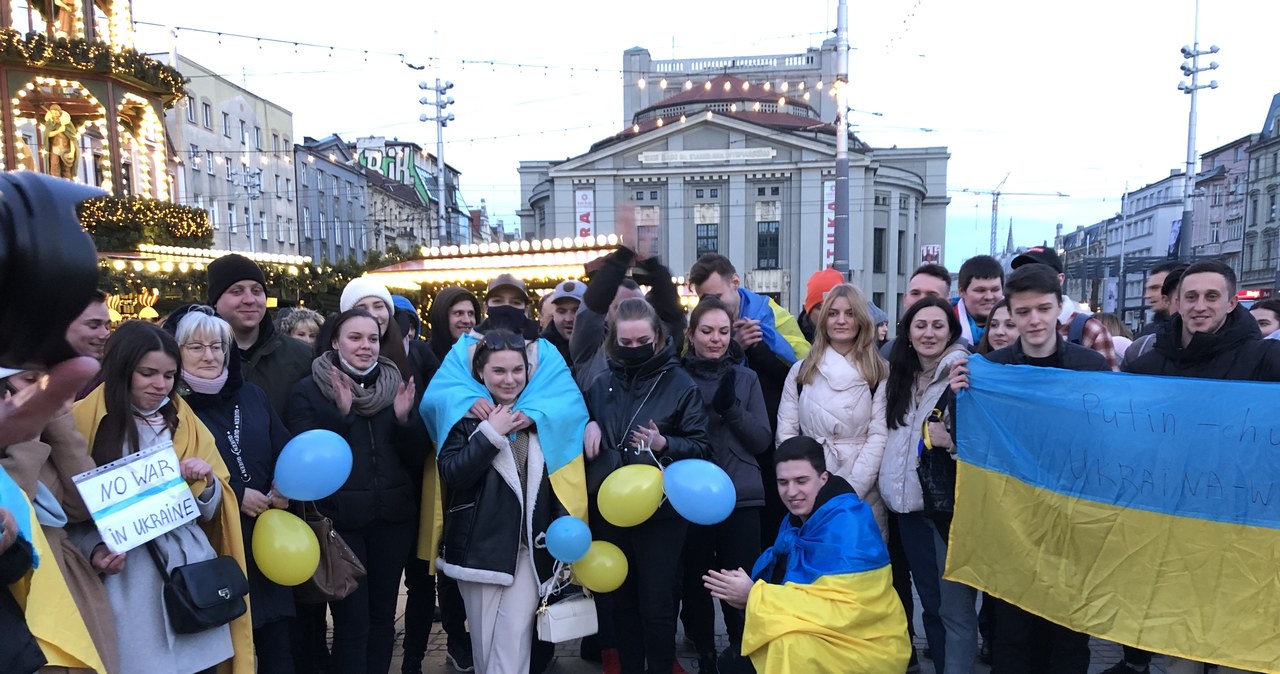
top-left (3, 221), bottom-right (1279, 674)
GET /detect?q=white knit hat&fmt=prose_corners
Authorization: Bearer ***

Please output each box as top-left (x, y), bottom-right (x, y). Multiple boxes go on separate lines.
top-left (340, 276), bottom-right (394, 313)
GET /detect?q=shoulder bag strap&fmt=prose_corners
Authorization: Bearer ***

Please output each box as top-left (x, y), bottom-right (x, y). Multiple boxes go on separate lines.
top-left (144, 540), bottom-right (172, 582)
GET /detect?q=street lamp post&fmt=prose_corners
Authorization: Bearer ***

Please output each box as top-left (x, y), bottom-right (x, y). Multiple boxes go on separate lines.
top-left (232, 164), bottom-right (263, 254)
top-left (420, 79), bottom-right (455, 245)
top-left (1175, 0), bottom-right (1219, 259)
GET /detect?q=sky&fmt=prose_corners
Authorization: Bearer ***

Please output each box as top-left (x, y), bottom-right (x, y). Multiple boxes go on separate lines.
top-left (130, 0), bottom-right (1279, 268)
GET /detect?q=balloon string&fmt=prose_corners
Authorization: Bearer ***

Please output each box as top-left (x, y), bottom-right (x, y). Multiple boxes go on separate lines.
top-left (634, 440), bottom-right (669, 508)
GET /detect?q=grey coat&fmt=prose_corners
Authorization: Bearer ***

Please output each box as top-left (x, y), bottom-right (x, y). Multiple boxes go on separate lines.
top-left (681, 352), bottom-right (772, 508)
top-left (71, 424), bottom-right (233, 674)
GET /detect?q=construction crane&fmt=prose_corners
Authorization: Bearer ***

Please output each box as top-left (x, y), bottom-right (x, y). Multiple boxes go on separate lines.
top-left (958, 174), bottom-right (1069, 256)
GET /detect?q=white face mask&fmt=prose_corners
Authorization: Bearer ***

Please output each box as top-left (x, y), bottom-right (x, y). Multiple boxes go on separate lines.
top-left (132, 396), bottom-right (171, 417)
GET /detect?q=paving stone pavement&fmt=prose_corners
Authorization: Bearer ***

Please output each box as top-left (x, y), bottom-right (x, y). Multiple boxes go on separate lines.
top-left (386, 582), bottom-right (1171, 673)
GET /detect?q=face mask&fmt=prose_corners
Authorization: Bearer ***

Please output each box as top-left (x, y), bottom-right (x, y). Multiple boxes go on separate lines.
top-left (616, 343), bottom-right (654, 366)
top-left (132, 396), bottom-right (171, 417)
top-left (484, 305), bottom-right (526, 332)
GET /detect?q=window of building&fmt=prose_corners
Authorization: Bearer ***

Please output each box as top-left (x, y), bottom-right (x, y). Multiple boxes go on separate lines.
top-left (259, 211), bottom-right (267, 240)
top-left (899, 195), bottom-right (909, 210)
top-left (225, 156), bottom-right (234, 181)
top-left (287, 217), bottom-right (295, 245)
top-left (303, 207), bottom-right (311, 240)
top-left (185, 97), bottom-right (196, 122)
top-left (709, 188), bottom-right (718, 198)
top-left (1270, 194), bottom-right (1277, 221)
top-left (205, 150), bottom-right (214, 175)
top-left (898, 230), bottom-right (907, 270)
top-left (1211, 220), bottom-right (1220, 243)
top-left (202, 103), bottom-right (212, 129)
top-left (649, 190), bottom-right (658, 201)
top-left (300, 166), bottom-right (308, 187)
top-left (239, 121), bottom-right (248, 146)
top-left (756, 221), bottom-right (779, 269)
top-left (274, 174), bottom-right (282, 197)
top-left (188, 144), bottom-right (199, 173)
top-left (874, 193), bottom-right (889, 207)
top-left (222, 112), bottom-right (231, 137)
top-left (1252, 197), bottom-right (1259, 225)
top-left (873, 228), bottom-right (886, 273)
top-left (695, 188), bottom-right (704, 198)
top-left (635, 190), bottom-right (645, 201)
top-left (873, 292), bottom-right (885, 312)
top-left (272, 133), bottom-right (280, 155)
top-left (276, 215), bottom-right (284, 242)
top-left (771, 186), bottom-right (780, 196)
top-left (696, 223), bottom-right (719, 256)
top-left (757, 187), bottom-right (766, 197)
top-left (1213, 185), bottom-right (1223, 206)
top-left (285, 178), bottom-right (293, 201)
top-left (254, 127), bottom-right (262, 150)
top-left (1236, 146), bottom-right (1245, 162)
top-left (227, 206), bottom-right (237, 234)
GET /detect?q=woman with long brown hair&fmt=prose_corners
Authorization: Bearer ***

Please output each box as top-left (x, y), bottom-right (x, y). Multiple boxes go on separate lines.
top-left (776, 284), bottom-right (889, 537)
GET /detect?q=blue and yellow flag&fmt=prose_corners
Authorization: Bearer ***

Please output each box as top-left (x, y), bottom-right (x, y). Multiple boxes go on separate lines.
top-left (420, 335), bottom-right (589, 521)
top-left (737, 288), bottom-right (810, 363)
top-left (950, 356), bottom-right (1280, 673)
top-left (742, 481), bottom-right (909, 674)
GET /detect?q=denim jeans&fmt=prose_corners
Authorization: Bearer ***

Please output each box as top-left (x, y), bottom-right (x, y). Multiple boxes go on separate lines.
top-left (897, 512), bottom-right (946, 669)
top-left (932, 518), bottom-right (979, 674)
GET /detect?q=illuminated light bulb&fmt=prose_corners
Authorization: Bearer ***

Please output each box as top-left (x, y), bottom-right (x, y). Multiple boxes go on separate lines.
top-left (659, 78), bottom-right (667, 89)
top-left (703, 81), bottom-right (711, 91)
top-left (531, 240), bottom-right (542, 251)
top-left (730, 104), bottom-right (737, 113)
top-left (178, 262), bottom-right (189, 273)
top-left (656, 118), bottom-right (663, 127)
top-left (803, 92), bottom-right (810, 101)
top-left (680, 114), bottom-right (687, 123)
top-left (145, 261), bottom-right (159, 272)
top-left (685, 80), bottom-right (693, 90)
top-left (637, 78), bottom-right (646, 89)
top-left (763, 82), bottom-right (772, 91)
top-left (706, 111), bottom-right (713, 120)
top-left (113, 260), bottom-right (126, 271)
top-left (596, 235), bottom-right (607, 246)
top-left (632, 124), bottom-right (639, 133)
top-left (753, 102), bottom-right (761, 111)
top-left (742, 82), bottom-right (750, 91)
top-left (429, 246), bottom-right (440, 256)
top-left (778, 97), bottom-right (786, 107)
top-left (161, 262), bottom-right (174, 272)
top-left (723, 81), bottom-right (731, 92)
top-left (520, 240), bottom-right (531, 251)
top-left (817, 80), bottom-right (824, 89)
top-left (780, 82), bottom-right (789, 92)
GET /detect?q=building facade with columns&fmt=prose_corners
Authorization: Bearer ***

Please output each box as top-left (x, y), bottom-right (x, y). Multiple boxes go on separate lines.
top-left (518, 72), bottom-right (948, 319)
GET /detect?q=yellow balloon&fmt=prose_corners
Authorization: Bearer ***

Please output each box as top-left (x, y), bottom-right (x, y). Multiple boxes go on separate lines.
top-left (251, 509), bottom-right (320, 586)
top-left (573, 541), bottom-right (628, 593)
top-left (598, 464), bottom-right (664, 527)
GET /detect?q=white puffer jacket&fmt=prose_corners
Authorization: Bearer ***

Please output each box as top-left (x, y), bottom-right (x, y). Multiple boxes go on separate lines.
top-left (777, 347), bottom-right (888, 537)
top-left (878, 345), bottom-right (970, 515)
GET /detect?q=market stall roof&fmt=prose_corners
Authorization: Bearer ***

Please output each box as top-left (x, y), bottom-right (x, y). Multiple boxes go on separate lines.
top-left (100, 243), bottom-right (313, 274)
top-left (367, 235), bottom-right (623, 290)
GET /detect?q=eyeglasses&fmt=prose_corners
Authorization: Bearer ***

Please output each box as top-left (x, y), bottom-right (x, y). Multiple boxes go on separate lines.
top-left (182, 342), bottom-right (226, 355)
top-left (482, 332), bottom-right (526, 351)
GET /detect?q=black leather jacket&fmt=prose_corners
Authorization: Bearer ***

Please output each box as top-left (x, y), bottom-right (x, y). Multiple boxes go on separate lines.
top-left (583, 340), bottom-right (711, 516)
top-left (437, 417), bottom-right (563, 585)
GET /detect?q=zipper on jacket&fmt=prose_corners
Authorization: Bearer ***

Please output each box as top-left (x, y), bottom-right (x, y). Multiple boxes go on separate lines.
top-left (368, 418), bottom-right (381, 498)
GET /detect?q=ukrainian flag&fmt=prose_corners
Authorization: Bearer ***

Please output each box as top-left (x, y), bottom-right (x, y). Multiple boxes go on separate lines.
top-left (737, 288), bottom-right (810, 363)
top-left (949, 356), bottom-right (1280, 673)
top-left (742, 480), bottom-right (909, 674)
top-left (420, 335), bottom-right (589, 521)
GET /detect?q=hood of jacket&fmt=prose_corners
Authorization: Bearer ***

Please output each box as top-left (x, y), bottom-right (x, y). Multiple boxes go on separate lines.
top-left (428, 287), bottom-right (480, 357)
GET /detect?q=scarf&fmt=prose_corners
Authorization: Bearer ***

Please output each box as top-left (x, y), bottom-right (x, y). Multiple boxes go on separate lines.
top-left (311, 353), bottom-right (402, 416)
top-left (182, 368), bottom-right (229, 395)
top-left (954, 297), bottom-right (983, 346)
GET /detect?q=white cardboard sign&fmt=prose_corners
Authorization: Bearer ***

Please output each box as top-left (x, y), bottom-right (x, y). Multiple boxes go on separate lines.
top-left (73, 443), bottom-right (199, 553)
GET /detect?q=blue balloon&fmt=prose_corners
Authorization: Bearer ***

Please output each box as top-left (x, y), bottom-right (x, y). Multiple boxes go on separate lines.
top-left (274, 430), bottom-right (353, 501)
top-left (546, 516), bottom-right (592, 563)
top-left (664, 459), bottom-right (736, 525)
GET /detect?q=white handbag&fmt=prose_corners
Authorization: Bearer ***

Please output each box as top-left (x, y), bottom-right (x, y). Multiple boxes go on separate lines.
top-left (535, 591), bottom-right (598, 643)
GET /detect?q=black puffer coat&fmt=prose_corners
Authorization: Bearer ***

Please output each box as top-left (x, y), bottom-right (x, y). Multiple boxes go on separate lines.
top-left (437, 418), bottom-right (564, 586)
top-left (681, 350), bottom-right (772, 508)
top-left (1125, 304), bottom-right (1280, 381)
top-left (286, 359), bottom-right (428, 530)
top-left (0, 538), bottom-right (44, 674)
top-left (583, 339), bottom-right (710, 517)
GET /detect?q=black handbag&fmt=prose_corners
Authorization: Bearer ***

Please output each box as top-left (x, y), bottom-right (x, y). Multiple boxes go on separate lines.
top-left (916, 391), bottom-right (957, 521)
top-left (146, 541), bottom-right (248, 634)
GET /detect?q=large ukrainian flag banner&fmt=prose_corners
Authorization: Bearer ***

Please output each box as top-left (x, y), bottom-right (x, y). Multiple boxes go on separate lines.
top-left (948, 356), bottom-right (1280, 673)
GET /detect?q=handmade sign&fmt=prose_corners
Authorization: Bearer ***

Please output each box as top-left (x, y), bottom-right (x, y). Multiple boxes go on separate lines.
top-left (73, 442), bottom-right (198, 553)
top-left (948, 356), bottom-right (1280, 673)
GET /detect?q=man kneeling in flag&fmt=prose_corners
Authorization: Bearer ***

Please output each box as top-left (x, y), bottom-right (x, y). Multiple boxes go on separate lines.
top-left (704, 436), bottom-right (910, 674)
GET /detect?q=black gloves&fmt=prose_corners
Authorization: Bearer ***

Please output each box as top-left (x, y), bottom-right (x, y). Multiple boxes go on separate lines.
top-left (711, 368), bottom-right (737, 415)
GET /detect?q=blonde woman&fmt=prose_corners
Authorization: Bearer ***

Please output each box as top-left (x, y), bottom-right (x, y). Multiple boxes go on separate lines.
top-left (776, 284), bottom-right (889, 537)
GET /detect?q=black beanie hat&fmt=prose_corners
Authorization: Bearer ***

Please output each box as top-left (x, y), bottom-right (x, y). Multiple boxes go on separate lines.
top-left (207, 254), bottom-right (266, 304)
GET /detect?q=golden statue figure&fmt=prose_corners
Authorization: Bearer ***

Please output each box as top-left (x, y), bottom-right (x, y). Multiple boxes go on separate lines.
top-left (43, 104), bottom-right (79, 180)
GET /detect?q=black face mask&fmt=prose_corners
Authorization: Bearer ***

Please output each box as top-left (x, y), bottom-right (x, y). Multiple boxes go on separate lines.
top-left (616, 343), bottom-right (655, 366)
top-left (484, 305), bottom-right (527, 332)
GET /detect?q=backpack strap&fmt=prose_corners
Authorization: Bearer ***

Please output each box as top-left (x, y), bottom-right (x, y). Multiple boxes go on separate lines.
top-left (1068, 313), bottom-right (1090, 345)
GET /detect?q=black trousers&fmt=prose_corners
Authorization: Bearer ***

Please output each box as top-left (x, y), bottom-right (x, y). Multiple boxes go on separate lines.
top-left (290, 602), bottom-right (328, 673)
top-left (887, 512), bottom-right (917, 640)
top-left (990, 598), bottom-right (1090, 674)
top-left (330, 520), bottom-right (415, 674)
top-left (600, 514), bottom-right (688, 674)
top-left (254, 617), bottom-right (295, 674)
top-left (680, 507), bottom-right (761, 651)
top-left (401, 557), bottom-right (471, 671)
